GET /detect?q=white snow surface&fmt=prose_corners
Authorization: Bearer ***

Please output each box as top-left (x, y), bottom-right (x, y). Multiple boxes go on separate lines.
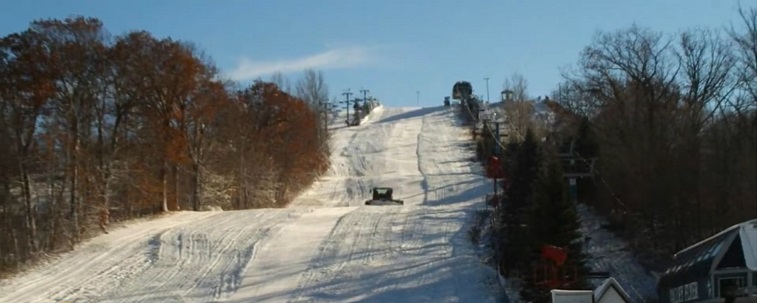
top-left (0, 106), bottom-right (504, 303)
top-left (577, 204), bottom-right (658, 303)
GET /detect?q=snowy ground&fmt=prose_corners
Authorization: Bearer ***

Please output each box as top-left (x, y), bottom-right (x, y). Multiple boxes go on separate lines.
top-left (0, 106), bottom-right (504, 303)
top-left (577, 204), bottom-right (659, 303)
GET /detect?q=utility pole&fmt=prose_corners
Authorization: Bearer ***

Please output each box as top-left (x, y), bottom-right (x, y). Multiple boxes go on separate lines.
top-left (488, 120), bottom-right (504, 156)
top-left (319, 98), bottom-right (336, 130)
top-left (480, 118), bottom-right (507, 215)
top-left (360, 88), bottom-right (369, 112)
top-left (484, 77), bottom-right (490, 103)
top-left (340, 89), bottom-right (354, 126)
top-left (481, 117), bottom-right (505, 208)
top-left (316, 98), bottom-right (335, 148)
top-left (416, 90), bottom-right (420, 105)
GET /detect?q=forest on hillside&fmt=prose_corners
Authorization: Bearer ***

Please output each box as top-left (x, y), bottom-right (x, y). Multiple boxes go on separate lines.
top-left (551, 5), bottom-right (756, 265)
top-left (471, 5), bottom-right (756, 302)
top-left (0, 17), bottom-right (345, 275)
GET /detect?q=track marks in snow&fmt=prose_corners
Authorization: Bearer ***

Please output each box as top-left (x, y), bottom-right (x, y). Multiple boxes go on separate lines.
top-left (0, 106), bottom-right (505, 303)
top-left (223, 207), bottom-right (356, 303)
top-left (416, 109), bottom-right (487, 207)
top-left (286, 108), bottom-right (495, 300)
top-left (0, 210), bottom-right (302, 303)
top-left (288, 206), bottom-right (407, 302)
top-left (291, 107), bottom-right (395, 208)
top-left (0, 211), bottom-right (220, 303)
top-left (288, 206), bottom-right (500, 303)
top-left (294, 206), bottom-right (404, 302)
top-left (92, 209), bottom-right (299, 303)
top-left (290, 107), bottom-right (427, 208)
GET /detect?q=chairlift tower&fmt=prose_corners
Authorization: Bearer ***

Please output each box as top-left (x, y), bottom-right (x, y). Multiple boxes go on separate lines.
top-left (318, 98), bottom-right (337, 132)
top-left (360, 88), bottom-right (370, 105)
top-left (340, 89), bottom-right (354, 126)
top-left (556, 139), bottom-right (597, 203)
top-left (359, 88), bottom-right (370, 116)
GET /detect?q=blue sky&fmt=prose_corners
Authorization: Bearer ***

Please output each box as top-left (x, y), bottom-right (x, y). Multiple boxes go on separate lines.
top-left (0, 0), bottom-right (749, 107)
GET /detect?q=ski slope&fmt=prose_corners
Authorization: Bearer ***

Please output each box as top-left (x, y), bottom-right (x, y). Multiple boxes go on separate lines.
top-left (0, 106), bottom-right (503, 303)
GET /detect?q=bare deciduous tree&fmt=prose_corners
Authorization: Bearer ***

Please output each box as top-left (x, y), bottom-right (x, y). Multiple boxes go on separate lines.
top-left (295, 68), bottom-right (329, 105)
top-left (270, 71), bottom-right (292, 94)
top-left (551, 7), bottom-right (756, 265)
top-left (0, 17), bottom-right (333, 276)
top-left (500, 73), bottom-right (535, 140)
top-left (501, 73), bottom-right (529, 102)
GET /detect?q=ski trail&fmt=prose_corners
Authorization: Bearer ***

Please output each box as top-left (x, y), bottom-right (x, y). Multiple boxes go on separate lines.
top-left (0, 212), bottom-right (220, 303)
top-left (222, 207), bottom-right (356, 303)
top-left (93, 210), bottom-right (300, 303)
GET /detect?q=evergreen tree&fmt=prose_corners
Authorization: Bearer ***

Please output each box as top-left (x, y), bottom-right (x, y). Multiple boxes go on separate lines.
top-left (492, 139), bottom-right (520, 274)
top-left (519, 152), bottom-right (591, 302)
top-left (499, 129), bottom-right (542, 275)
top-left (530, 156), bottom-right (581, 246)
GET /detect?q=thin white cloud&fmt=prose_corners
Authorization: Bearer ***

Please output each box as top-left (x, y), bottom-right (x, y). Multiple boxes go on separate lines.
top-left (228, 46), bottom-right (375, 81)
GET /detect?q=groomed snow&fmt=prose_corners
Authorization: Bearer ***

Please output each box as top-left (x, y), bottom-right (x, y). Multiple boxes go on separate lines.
top-left (0, 106), bottom-right (503, 303)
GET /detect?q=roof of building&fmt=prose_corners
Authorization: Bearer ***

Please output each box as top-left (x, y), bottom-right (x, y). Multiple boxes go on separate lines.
top-left (594, 277), bottom-right (633, 303)
top-left (677, 219), bottom-right (757, 271)
top-left (659, 219), bottom-right (757, 288)
top-left (677, 219), bottom-right (757, 256)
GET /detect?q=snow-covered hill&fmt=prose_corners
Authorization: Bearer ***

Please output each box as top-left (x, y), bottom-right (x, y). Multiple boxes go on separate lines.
top-left (0, 106), bottom-right (504, 303)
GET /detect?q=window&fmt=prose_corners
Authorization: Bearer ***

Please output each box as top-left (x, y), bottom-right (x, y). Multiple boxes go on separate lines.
top-left (669, 282), bottom-right (698, 303)
top-left (685, 282), bottom-right (699, 301)
top-left (709, 242), bottom-right (723, 259)
top-left (718, 277), bottom-right (745, 298)
top-left (702, 241), bottom-right (719, 261)
top-left (697, 247), bottom-right (708, 262)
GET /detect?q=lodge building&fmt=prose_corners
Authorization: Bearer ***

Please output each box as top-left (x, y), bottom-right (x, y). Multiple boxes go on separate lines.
top-left (658, 219), bottom-right (757, 303)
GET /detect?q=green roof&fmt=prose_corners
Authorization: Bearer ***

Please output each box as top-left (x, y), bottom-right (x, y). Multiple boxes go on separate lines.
top-left (658, 228), bottom-right (736, 288)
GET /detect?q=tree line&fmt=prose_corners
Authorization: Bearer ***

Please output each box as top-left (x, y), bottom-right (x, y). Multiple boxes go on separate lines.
top-left (0, 17), bottom-right (336, 276)
top-left (551, 5), bottom-right (756, 269)
top-left (468, 5), bottom-right (756, 302)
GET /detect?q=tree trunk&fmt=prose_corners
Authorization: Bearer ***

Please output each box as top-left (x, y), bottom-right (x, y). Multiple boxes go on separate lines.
top-left (12, 228), bottom-right (20, 271)
top-left (104, 165), bottom-right (112, 209)
top-left (172, 164), bottom-right (179, 210)
top-left (68, 127), bottom-right (81, 245)
top-left (46, 166), bottom-right (56, 250)
top-left (161, 161), bottom-right (168, 213)
top-left (19, 164), bottom-right (37, 253)
top-left (191, 162), bottom-right (200, 211)
top-left (239, 150), bottom-right (247, 209)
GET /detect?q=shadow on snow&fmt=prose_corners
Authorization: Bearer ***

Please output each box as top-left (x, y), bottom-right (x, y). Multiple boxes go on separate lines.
top-left (374, 106), bottom-right (446, 125)
top-left (218, 207), bottom-right (503, 303)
